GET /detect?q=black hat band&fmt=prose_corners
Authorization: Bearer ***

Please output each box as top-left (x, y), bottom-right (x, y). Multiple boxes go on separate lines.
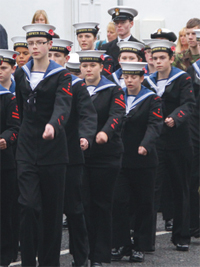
top-left (122, 70), bottom-right (144, 75)
top-left (112, 12), bottom-right (133, 21)
top-left (151, 47), bottom-right (171, 54)
top-left (67, 67), bottom-right (80, 73)
top-left (197, 37), bottom-right (200, 41)
top-left (76, 28), bottom-right (97, 35)
top-left (26, 31), bottom-right (52, 40)
top-left (14, 42), bottom-right (28, 49)
top-left (119, 47), bottom-right (139, 54)
top-left (50, 46), bottom-right (70, 54)
top-left (2, 57), bottom-right (16, 64)
top-left (79, 57), bottom-right (102, 62)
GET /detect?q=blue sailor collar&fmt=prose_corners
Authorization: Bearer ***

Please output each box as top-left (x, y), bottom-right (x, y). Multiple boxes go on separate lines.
top-left (85, 75), bottom-right (116, 96)
top-left (146, 66), bottom-right (185, 92)
top-left (22, 59), bottom-right (65, 81)
top-left (10, 75), bottom-right (16, 94)
top-left (112, 68), bottom-right (123, 86)
top-left (193, 59), bottom-right (200, 78)
top-left (0, 84), bottom-right (11, 95)
top-left (71, 74), bottom-right (82, 86)
top-left (124, 85), bottom-right (155, 113)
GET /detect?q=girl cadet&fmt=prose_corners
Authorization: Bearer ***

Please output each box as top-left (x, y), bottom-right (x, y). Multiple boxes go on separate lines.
top-left (14, 24), bottom-right (72, 267)
top-left (0, 53), bottom-right (20, 267)
top-left (11, 36), bottom-right (30, 68)
top-left (107, 41), bottom-right (144, 89)
top-left (77, 50), bottom-right (125, 267)
top-left (111, 62), bottom-right (163, 263)
top-left (49, 38), bottom-right (98, 267)
top-left (143, 40), bottom-right (195, 252)
top-left (73, 22), bottom-right (114, 77)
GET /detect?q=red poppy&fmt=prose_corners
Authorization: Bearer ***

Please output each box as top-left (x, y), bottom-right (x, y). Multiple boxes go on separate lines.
top-left (100, 54), bottom-right (105, 61)
top-left (142, 67), bottom-right (147, 74)
top-left (12, 54), bottom-right (17, 60)
top-left (48, 29), bottom-right (54, 36)
top-left (171, 46), bottom-right (176, 52)
top-left (66, 46), bottom-right (71, 52)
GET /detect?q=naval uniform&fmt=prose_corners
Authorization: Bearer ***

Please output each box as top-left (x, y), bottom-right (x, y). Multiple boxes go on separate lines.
top-left (14, 59), bottom-right (72, 267)
top-left (101, 36), bottom-right (141, 71)
top-left (82, 75), bottom-right (125, 263)
top-left (187, 60), bottom-right (200, 235)
top-left (101, 54), bottom-right (114, 77)
top-left (0, 87), bottom-right (20, 266)
top-left (64, 75), bottom-right (97, 266)
top-left (112, 86), bottom-right (163, 251)
top-left (143, 66), bottom-right (195, 246)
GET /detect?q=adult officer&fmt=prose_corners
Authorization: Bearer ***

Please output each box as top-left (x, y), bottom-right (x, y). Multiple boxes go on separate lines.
top-left (101, 6), bottom-right (141, 70)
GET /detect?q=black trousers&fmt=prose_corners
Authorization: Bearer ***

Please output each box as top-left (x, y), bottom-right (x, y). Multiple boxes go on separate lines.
top-left (0, 169), bottom-right (16, 265)
top-left (17, 161), bottom-right (66, 267)
top-left (82, 158), bottom-right (121, 263)
top-left (64, 164), bottom-right (89, 266)
top-left (112, 167), bottom-right (156, 251)
top-left (154, 147), bottom-right (193, 245)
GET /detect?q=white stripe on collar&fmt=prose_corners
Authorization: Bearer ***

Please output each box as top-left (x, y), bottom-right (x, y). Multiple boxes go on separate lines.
top-left (112, 72), bottom-right (121, 86)
top-left (127, 91), bottom-right (155, 113)
top-left (95, 83), bottom-right (116, 93)
top-left (193, 62), bottom-right (200, 78)
top-left (72, 77), bottom-right (82, 86)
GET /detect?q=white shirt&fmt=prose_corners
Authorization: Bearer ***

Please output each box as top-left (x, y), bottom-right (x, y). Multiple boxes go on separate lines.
top-left (126, 95), bottom-right (136, 114)
top-left (118, 35), bottom-right (131, 42)
top-left (157, 79), bottom-right (168, 97)
top-left (87, 85), bottom-right (96, 96)
top-left (30, 72), bottom-right (44, 90)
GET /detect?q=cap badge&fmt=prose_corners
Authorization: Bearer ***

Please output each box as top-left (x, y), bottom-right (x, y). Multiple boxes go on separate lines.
top-left (115, 8), bottom-right (120, 16)
top-left (157, 28), bottom-right (162, 34)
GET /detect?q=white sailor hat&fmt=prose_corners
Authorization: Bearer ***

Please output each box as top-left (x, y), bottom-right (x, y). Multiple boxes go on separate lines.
top-left (73, 22), bottom-right (99, 35)
top-left (142, 39), bottom-right (158, 49)
top-left (66, 53), bottom-right (81, 72)
top-left (22, 24), bottom-right (56, 40)
top-left (11, 36), bottom-right (28, 50)
top-left (148, 40), bottom-right (176, 54)
top-left (120, 62), bottom-right (147, 75)
top-left (76, 50), bottom-right (106, 62)
top-left (108, 6), bottom-right (138, 21)
top-left (117, 41), bottom-right (145, 54)
top-left (151, 28), bottom-right (177, 42)
top-left (50, 38), bottom-right (73, 54)
top-left (194, 29), bottom-right (200, 41)
top-left (0, 49), bottom-right (19, 65)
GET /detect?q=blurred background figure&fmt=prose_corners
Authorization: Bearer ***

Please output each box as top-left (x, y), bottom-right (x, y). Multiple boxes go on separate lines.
top-left (95, 22), bottom-right (118, 50)
top-left (0, 24), bottom-right (8, 49)
top-left (175, 27), bottom-right (188, 53)
top-left (31, 9), bottom-right (49, 24)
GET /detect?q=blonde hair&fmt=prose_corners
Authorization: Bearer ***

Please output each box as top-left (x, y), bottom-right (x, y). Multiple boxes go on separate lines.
top-left (31, 10), bottom-right (50, 24)
top-left (175, 27), bottom-right (188, 53)
top-left (107, 21), bottom-right (116, 32)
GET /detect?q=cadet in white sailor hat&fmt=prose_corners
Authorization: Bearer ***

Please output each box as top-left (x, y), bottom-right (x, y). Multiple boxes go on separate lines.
top-left (11, 36), bottom-right (30, 68)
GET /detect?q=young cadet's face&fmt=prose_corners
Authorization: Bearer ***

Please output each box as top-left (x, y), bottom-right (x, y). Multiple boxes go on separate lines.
top-left (80, 62), bottom-right (103, 84)
top-left (123, 74), bottom-right (144, 92)
top-left (15, 47), bottom-right (30, 68)
top-left (27, 37), bottom-right (52, 60)
top-left (145, 49), bottom-right (154, 65)
top-left (152, 52), bottom-right (174, 72)
top-left (114, 20), bottom-right (133, 39)
top-left (186, 26), bottom-right (199, 48)
top-left (34, 14), bottom-right (46, 24)
top-left (119, 52), bottom-right (139, 63)
top-left (48, 51), bottom-right (69, 67)
top-left (0, 62), bottom-right (15, 85)
top-left (77, 33), bottom-right (96, 50)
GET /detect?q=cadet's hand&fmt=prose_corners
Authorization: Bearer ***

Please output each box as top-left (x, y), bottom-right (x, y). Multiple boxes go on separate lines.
top-left (42, 124), bottom-right (55, 140)
top-left (138, 146), bottom-right (147, 156)
top-left (80, 138), bottom-right (89, 151)
top-left (165, 117), bottom-right (175, 127)
top-left (96, 131), bottom-right (108, 144)
top-left (0, 138), bottom-right (7, 150)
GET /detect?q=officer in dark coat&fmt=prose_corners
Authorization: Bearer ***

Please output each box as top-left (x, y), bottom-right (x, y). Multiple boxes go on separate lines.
top-left (101, 6), bottom-right (141, 70)
top-left (14, 24), bottom-right (72, 267)
top-left (143, 40), bottom-right (195, 251)
top-left (77, 50), bottom-right (125, 267)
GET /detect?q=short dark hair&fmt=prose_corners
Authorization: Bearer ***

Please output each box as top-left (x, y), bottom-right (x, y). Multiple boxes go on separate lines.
top-left (186, 18), bottom-right (200, 29)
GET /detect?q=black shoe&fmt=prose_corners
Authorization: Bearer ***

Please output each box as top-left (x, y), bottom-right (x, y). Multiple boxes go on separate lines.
top-left (165, 219), bottom-right (173, 231)
top-left (91, 262), bottom-right (102, 267)
top-left (72, 259), bottom-right (88, 267)
top-left (63, 217), bottom-right (68, 229)
top-left (111, 246), bottom-right (131, 261)
top-left (190, 227), bottom-right (200, 238)
top-left (130, 251), bottom-right (145, 262)
top-left (176, 244), bottom-right (189, 251)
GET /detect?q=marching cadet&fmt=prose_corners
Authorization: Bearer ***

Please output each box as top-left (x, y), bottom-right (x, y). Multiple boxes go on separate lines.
top-left (187, 29), bottom-right (200, 239)
top-left (49, 38), bottom-right (97, 267)
top-left (11, 36), bottom-right (30, 68)
top-left (111, 62), bottom-right (163, 263)
top-left (101, 6), bottom-right (141, 70)
top-left (73, 22), bottom-right (114, 77)
top-left (14, 24), bottom-right (72, 267)
top-left (107, 41), bottom-right (144, 88)
top-left (77, 50), bottom-right (125, 267)
top-left (143, 40), bottom-right (195, 251)
top-left (142, 39), bottom-right (157, 77)
top-left (0, 53), bottom-right (20, 267)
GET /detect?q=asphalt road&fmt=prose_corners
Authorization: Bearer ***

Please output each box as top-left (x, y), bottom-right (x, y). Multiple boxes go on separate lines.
top-left (10, 213), bottom-right (200, 267)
